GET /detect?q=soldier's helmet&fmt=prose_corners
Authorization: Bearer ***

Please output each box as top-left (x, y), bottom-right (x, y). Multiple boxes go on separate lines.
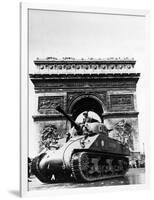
top-left (83, 111), bottom-right (89, 118)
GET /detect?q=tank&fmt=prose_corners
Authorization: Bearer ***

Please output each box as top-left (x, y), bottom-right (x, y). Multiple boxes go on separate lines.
top-left (31, 106), bottom-right (130, 183)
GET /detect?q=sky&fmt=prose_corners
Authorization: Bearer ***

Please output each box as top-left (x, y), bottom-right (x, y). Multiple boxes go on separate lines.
top-left (28, 9), bottom-right (148, 153)
top-left (28, 9), bottom-right (146, 72)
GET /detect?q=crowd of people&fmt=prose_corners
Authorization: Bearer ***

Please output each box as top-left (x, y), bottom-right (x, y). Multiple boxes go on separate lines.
top-left (129, 159), bottom-right (145, 168)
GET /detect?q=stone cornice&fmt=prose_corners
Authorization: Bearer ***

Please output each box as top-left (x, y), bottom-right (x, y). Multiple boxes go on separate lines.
top-left (32, 112), bottom-right (139, 121)
top-left (32, 114), bottom-right (72, 122)
top-left (102, 111), bottom-right (139, 119)
top-left (34, 56), bottom-right (135, 62)
top-left (34, 58), bottom-right (136, 64)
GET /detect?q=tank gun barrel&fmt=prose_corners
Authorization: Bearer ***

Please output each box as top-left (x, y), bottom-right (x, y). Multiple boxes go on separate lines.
top-left (55, 106), bottom-right (81, 132)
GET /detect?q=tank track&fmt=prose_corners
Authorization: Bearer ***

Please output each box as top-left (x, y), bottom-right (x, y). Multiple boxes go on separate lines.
top-left (70, 151), bottom-right (129, 182)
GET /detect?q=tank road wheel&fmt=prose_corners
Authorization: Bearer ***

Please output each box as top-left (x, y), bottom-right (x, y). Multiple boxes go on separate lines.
top-left (105, 159), bottom-right (114, 175)
top-left (122, 159), bottom-right (129, 174)
top-left (117, 159), bottom-right (128, 175)
top-left (80, 153), bottom-right (89, 173)
top-left (98, 158), bottom-right (106, 176)
top-left (112, 159), bottom-right (120, 175)
top-left (31, 153), bottom-right (53, 183)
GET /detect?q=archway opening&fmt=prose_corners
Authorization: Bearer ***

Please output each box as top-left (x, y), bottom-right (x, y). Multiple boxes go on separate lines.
top-left (70, 97), bottom-right (103, 122)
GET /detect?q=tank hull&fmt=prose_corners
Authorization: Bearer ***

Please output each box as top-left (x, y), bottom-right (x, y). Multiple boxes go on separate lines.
top-left (32, 134), bottom-right (130, 183)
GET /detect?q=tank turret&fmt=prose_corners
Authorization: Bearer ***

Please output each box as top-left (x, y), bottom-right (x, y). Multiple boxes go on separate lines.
top-left (31, 106), bottom-right (130, 183)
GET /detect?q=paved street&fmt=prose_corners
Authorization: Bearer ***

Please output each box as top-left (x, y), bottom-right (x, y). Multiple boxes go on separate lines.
top-left (28, 168), bottom-right (145, 191)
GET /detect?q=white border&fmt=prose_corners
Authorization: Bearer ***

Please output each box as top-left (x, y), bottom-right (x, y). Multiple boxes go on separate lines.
top-left (20, 2), bottom-right (28, 197)
top-left (20, 2), bottom-right (150, 197)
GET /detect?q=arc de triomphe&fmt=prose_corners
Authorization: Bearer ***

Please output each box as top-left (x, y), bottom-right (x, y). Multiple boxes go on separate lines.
top-left (29, 58), bottom-right (140, 158)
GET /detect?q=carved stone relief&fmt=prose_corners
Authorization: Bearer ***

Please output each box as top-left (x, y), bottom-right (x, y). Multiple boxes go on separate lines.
top-left (109, 119), bottom-right (135, 151)
top-left (38, 96), bottom-right (65, 114)
top-left (109, 94), bottom-right (134, 111)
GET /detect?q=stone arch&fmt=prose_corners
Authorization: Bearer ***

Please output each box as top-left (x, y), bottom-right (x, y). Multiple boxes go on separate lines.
top-left (68, 94), bottom-right (104, 121)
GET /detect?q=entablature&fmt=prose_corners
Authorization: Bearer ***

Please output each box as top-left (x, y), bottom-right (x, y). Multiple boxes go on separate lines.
top-left (32, 57), bottom-right (137, 74)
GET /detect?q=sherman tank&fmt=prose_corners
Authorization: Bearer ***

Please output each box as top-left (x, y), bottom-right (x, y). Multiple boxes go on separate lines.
top-left (31, 106), bottom-right (130, 183)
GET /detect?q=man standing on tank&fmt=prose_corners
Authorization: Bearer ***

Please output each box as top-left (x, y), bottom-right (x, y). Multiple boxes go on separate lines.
top-left (82, 111), bottom-right (99, 123)
top-left (82, 111), bottom-right (91, 123)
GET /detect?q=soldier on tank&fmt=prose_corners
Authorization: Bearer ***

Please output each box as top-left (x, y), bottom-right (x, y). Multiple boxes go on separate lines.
top-left (82, 111), bottom-right (90, 123)
top-left (82, 111), bottom-right (99, 123)
top-left (81, 111), bottom-right (98, 139)
top-left (66, 111), bottom-right (91, 142)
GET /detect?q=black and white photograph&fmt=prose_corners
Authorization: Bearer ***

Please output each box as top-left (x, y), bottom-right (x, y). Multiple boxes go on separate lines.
top-left (20, 3), bottom-right (150, 197)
